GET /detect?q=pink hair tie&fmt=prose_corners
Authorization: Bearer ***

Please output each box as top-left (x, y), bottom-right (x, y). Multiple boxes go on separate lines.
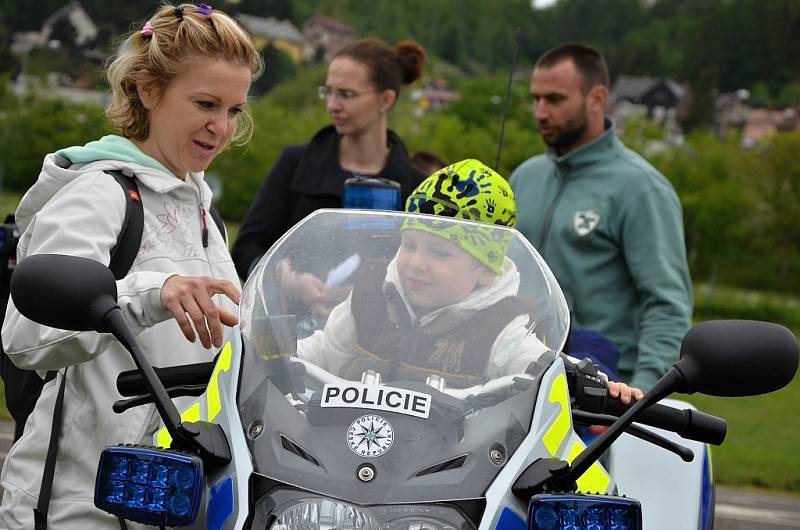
top-left (141, 20), bottom-right (154, 36)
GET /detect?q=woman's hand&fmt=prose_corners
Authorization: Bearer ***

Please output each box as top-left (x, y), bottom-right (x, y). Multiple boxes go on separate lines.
top-left (161, 275), bottom-right (241, 349)
top-left (607, 381), bottom-right (644, 405)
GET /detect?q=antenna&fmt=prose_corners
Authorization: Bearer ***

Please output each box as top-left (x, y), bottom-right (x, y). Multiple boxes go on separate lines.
top-left (495, 27), bottom-right (523, 171)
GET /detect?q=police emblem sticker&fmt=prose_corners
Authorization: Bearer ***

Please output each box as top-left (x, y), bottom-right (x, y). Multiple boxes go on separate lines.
top-left (347, 414), bottom-right (394, 458)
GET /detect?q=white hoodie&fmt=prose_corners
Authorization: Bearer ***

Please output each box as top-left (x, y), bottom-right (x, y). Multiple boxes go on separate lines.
top-left (0, 136), bottom-right (238, 529)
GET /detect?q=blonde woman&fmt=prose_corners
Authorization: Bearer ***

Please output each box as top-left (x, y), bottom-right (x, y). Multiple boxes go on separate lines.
top-left (0, 4), bottom-right (261, 528)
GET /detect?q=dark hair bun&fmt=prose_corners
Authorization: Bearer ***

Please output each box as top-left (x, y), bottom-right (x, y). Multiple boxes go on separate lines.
top-left (394, 40), bottom-right (426, 84)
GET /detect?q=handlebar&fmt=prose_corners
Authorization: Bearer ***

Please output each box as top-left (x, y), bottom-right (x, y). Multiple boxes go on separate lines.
top-left (598, 398), bottom-right (727, 446)
top-left (566, 355), bottom-right (727, 445)
top-left (118, 356), bottom-right (726, 446)
top-left (116, 361), bottom-right (214, 397)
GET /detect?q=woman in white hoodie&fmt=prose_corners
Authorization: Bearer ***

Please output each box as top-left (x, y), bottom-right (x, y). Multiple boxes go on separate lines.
top-left (0, 4), bottom-right (262, 528)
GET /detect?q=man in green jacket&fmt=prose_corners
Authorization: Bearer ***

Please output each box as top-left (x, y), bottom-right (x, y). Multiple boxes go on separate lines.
top-left (509, 42), bottom-right (692, 391)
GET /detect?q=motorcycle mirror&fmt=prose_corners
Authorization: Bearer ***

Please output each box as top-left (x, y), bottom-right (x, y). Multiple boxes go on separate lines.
top-left (11, 254), bottom-right (119, 332)
top-left (673, 319), bottom-right (799, 397)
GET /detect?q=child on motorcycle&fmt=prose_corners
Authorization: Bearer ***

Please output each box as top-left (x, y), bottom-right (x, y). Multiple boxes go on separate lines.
top-left (296, 159), bottom-right (641, 401)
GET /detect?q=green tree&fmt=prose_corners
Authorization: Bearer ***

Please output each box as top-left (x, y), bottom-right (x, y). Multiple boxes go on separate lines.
top-left (235, 0), bottom-right (294, 21)
top-left (251, 44), bottom-right (297, 97)
top-left (751, 131), bottom-right (800, 281)
top-left (749, 82), bottom-right (773, 108)
top-left (647, 130), bottom-right (757, 285)
top-left (0, 89), bottom-right (109, 193)
top-left (776, 82), bottom-right (800, 108)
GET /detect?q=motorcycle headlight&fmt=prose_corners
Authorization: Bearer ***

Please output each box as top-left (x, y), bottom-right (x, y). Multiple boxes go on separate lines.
top-left (268, 496), bottom-right (469, 530)
top-left (271, 498), bottom-right (377, 530)
top-left (528, 493), bottom-right (642, 530)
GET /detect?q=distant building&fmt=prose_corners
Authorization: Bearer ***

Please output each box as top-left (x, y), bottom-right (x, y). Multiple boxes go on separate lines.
top-left (11, 1), bottom-right (98, 55)
top-left (236, 13), bottom-right (305, 64)
top-left (713, 89), bottom-right (799, 147)
top-left (411, 79), bottom-right (460, 115)
top-left (741, 108), bottom-right (798, 148)
top-left (610, 75), bottom-right (689, 122)
top-left (42, 1), bottom-right (98, 46)
top-left (10, 1), bottom-right (100, 97)
top-left (609, 75), bottom-right (689, 145)
top-left (10, 72), bottom-right (107, 106)
top-left (302, 15), bottom-right (356, 63)
top-left (713, 89), bottom-right (750, 137)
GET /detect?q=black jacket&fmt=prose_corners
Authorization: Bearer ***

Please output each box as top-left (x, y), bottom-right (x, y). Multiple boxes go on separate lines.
top-left (232, 125), bottom-right (425, 280)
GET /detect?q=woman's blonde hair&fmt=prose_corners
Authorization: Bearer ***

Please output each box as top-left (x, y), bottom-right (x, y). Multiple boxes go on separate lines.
top-left (106, 3), bottom-right (263, 145)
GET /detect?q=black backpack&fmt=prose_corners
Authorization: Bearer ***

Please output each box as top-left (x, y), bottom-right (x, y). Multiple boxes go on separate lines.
top-left (0, 170), bottom-right (225, 529)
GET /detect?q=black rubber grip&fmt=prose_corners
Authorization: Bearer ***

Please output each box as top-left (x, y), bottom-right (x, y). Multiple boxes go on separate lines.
top-left (116, 362), bottom-right (215, 397)
top-left (601, 399), bottom-right (727, 445)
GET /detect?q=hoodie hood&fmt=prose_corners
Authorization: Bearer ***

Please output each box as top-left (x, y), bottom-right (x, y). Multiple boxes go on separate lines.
top-left (385, 255), bottom-right (520, 326)
top-left (56, 135), bottom-right (176, 176)
top-left (17, 135), bottom-right (208, 232)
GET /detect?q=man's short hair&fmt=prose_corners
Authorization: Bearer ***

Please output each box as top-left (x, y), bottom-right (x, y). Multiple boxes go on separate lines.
top-left (535, 43), bottom-right (609, 93)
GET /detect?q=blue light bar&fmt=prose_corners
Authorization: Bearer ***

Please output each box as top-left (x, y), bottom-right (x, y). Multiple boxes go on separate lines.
top-left (343, 177), bottom-right (401, 211)
top-left (528, 493), bottom-right (642, 530)
top-left (95, 446), bottom-right (204, 527)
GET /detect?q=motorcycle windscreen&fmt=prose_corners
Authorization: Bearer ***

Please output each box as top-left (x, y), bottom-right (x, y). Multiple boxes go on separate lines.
top-left (237, 210), bottom-right (569, 504)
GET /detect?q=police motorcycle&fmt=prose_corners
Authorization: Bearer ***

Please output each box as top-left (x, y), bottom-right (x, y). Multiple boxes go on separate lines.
top-left (10, 209), bottom-right (799, 530)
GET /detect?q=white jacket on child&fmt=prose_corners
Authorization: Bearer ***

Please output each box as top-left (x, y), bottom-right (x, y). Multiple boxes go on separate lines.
top-left (297, 256), bottom-right (550, 380)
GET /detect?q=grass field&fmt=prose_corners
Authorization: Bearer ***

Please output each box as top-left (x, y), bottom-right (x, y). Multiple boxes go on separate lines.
top-left (688, 283), bottom-right (800, 493)
top-left (685, 374), bottom-right (800, 493)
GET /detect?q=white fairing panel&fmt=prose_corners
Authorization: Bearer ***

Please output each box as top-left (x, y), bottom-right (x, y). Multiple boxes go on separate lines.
top-left (609, 398), bottom-right (708, 530)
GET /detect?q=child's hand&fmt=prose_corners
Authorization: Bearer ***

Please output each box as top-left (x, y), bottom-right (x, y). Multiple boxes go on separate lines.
top-left (607, 381), bottom-right (644, 405)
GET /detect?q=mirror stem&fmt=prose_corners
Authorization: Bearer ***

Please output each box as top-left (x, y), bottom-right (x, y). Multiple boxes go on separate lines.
top-left (552, 368), bottom-right (685, 490)
top-left (105, 309), bottom-right (192, 447)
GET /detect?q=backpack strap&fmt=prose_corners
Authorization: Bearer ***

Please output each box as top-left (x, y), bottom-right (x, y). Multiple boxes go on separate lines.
top-left (208, 204), bottom-right (226, 244)
top-left (33, 170), bottom-right (143, 528)
top-left (104, 170), bottom-right (144, 280)
top-left (33, 368), bottom-right (67, 530)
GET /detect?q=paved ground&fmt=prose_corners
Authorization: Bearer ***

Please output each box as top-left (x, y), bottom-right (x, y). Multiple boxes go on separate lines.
top-left (716, 487), bottom-right (800, 529)
top-left (0, 420), bottom-right (798, 527)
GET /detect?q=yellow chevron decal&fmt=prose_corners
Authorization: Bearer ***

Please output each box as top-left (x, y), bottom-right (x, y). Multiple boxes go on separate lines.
top-left (541, 372), bottom-right (611, 493)
top-left (155, 341), bottom-right (232, 448)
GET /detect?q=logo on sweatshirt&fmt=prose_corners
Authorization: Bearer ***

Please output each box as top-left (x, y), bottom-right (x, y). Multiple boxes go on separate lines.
top-left (574, 210), bottom-right (600, 237)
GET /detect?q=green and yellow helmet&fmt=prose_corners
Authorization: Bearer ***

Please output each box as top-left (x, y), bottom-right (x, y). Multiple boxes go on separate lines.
top-left (404, 159), bottom-right (516, 273)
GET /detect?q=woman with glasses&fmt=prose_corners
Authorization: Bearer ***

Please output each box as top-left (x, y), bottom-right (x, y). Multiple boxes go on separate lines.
top-left (232, 38), bottom-right (428, 287)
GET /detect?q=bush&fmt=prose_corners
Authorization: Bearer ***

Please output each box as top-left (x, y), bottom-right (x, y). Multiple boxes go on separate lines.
top-left (0, 88), bottom-right (109, 193)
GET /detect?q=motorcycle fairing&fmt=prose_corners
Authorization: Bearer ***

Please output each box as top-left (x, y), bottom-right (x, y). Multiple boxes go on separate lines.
top-left (479, 358), bottom-right (614, 529)
top-left (238, 365), bottom-right (542, 505)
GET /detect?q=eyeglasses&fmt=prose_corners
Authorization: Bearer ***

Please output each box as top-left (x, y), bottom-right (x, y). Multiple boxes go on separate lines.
top-left (317, 85), bottom-right (376, 102)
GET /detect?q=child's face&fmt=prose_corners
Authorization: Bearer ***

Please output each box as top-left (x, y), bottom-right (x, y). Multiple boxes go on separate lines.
top-left (397, 230), bottom-right (495, 310)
